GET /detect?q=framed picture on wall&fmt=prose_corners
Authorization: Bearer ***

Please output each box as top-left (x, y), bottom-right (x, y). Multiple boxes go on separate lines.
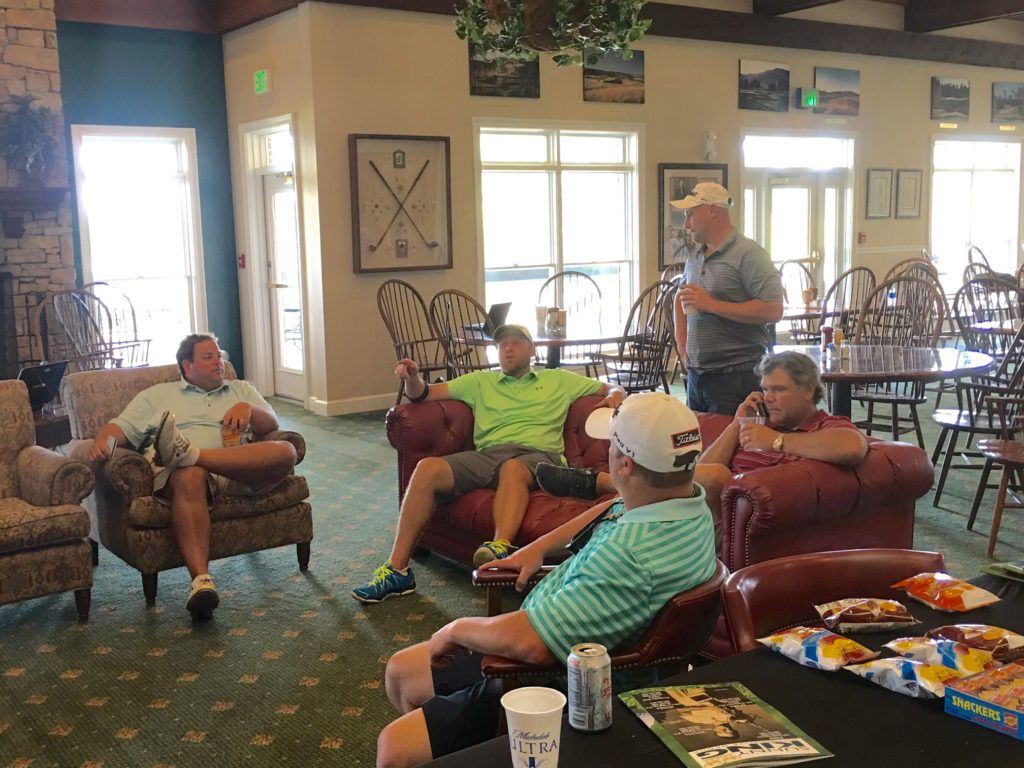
top-left (348, 134), bottom-right (453, 273)
top-left (895, 169), bottom-right (923, 219)
top-left (658, 163), bottom-right (728, 272)
top-left (865, 168), bottom-right (893, 219)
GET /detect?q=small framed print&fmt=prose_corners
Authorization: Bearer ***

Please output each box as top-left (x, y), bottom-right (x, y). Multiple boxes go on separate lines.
top-left (895, 168), bottom-right (923, 219)
top-left (658, 162), bottom-right (728, 271)
top-left (348, 134), bottom-right (453, 273)
top-left (866, 168), bottom-right (893, 219)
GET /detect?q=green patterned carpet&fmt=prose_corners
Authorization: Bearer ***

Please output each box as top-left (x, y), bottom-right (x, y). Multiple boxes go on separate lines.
top-left (1, 395), bottom-right (1021, 767)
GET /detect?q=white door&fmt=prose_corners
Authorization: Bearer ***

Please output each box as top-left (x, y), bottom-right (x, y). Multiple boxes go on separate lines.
top-left (262, 172), bottom-right (305, 399)
top-left (747, 170), bottom-right (849, 295)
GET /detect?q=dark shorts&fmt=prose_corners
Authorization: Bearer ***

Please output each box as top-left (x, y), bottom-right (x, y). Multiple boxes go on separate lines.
top-left (687, 365), bottom-right (761, 415)
top-left (443, 444), bottom-right (563, 498)
top-left (422, 652), bottom-right (504, 759)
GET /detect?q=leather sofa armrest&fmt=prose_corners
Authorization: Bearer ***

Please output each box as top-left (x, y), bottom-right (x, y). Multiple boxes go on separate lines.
top-left (720, 440), bottom-right (933, 568)
top-left (471, 565), bottom-right (558, 616)
top-left (257, 429), bottom-right (306, 465)
top-left (16, 445), bottom-right (95, 506)
top-left (386, 401), bottom-right (476, 498)
top-left (480, 653), bottom-right (559, 680)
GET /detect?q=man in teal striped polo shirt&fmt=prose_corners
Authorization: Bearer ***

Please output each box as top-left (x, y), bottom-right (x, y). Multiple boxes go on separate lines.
top-left (353, 323), bottom-right (626, 604)
top-left (376, 392), bottom-right (717, 766)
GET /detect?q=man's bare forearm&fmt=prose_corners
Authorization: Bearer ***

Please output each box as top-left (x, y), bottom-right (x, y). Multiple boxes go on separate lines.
top-left (447, 611), bottom-right (555, 665)
top-left (250, 404), bottom-right (279, 435)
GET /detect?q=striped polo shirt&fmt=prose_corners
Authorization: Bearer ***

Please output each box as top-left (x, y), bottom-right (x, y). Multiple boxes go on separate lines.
top-left (522, 488), bottom-right (716, 667)
top-left (730, 409), bottom-right (860, 473)
top-left (683, 228), bottom-right (784, 373)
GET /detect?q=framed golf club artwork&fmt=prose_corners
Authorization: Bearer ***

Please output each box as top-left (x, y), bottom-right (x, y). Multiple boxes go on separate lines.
top-left (348, 134), bottom-right (453, 273)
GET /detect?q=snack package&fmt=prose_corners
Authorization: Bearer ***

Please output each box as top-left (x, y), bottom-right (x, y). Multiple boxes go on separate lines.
top-left (814, 598), bottom-right (918, 633)
top-left (925, 624), bottom-right (1024, 662)
top-left (846, 658), bottom-right (968, 699)
top-left (889, 572), bottom-right (1000, 612)
top-left (883, 636), bottom-right (1000, 674)
top-left (757, 626), bottom-right (878, 671)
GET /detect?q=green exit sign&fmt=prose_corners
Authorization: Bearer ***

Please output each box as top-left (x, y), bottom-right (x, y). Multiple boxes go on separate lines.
top-left (253, 69), bottom-right (271, 95)
top-left (796, 87), bottom-right (819, 109)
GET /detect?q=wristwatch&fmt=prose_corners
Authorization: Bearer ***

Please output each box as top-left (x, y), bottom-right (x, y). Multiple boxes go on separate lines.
top-left (772, 432), bottom-right (786, 452)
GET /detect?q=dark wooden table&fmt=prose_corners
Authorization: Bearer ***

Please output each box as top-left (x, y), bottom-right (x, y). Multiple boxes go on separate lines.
top-left (774, 344), bottom-right (994, 417)
top-left (427, 575), bottom-right (1024, 767)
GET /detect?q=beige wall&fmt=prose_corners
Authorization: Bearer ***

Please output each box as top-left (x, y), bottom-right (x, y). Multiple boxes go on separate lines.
top-left (223, 1), bottom-right (1024, 413)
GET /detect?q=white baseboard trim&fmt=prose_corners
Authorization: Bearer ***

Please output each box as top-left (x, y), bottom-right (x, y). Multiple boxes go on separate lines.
top-left (308, 392), bottom-right (397, 416)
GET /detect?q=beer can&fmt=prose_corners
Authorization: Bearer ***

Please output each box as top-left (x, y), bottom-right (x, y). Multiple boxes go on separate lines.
top-left (567, 643), bottom-right (612, 732)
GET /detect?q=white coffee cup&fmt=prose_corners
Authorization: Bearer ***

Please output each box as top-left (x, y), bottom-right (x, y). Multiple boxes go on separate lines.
top-left (501, 686), bottom-right (566, 768)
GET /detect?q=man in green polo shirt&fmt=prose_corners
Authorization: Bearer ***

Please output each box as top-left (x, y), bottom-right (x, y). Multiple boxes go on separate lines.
top-left (352, 323), bottom-right (626, 604)
top-left (375, 392), bottom-right (717, 766)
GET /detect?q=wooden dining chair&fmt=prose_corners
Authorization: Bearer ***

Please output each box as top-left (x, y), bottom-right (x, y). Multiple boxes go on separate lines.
top-left (660, 262), bottom-right (687, 282)
top-left (818, 266), bottom-right (876, 339)
top-left (931, 323), bottom-right (1024, 508)
top-left (537, 270), bottom-right (602, 374)
top-left (777, 261), bottom-right (819, 343)
top-left (597, 280), bottom-right (676, 394)
top-left (428, 289), bottom-right (498, 377)
top-left (963, 262), bottom-right (994, 283)
top-left (975, 396), bottom-right (1024, 557)
top-left (852, 275), bottom-right (945, 446)
top-left (377, 279), bottom-right (448, 403)
top-left (882, 255), bottom-right (934, 282)
top-left (968, 244), bottom-right (993, 268)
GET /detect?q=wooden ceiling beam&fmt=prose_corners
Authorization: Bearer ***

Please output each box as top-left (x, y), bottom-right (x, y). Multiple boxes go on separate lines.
top-left (54, 1), bottom-right (1024, 71)
top-left (643, 3), bottom-right (1024, 70)
top-left (905, 0), bottom-right (1024, 34)
top-left (753, 0), bottom-right (843, 15)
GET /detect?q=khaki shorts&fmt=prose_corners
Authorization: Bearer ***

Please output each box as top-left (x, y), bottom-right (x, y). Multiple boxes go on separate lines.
top-left (442, 444), bottom-right (563, 498)
top-left (150, 456), bottom-right (260, 498)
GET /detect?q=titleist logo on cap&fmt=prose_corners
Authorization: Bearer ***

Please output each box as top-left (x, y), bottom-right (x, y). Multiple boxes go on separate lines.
top-left (672, 430), bottom-right (701, 448)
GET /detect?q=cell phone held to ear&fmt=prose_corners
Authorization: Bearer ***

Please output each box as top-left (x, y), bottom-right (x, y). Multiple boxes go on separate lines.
top-left (756, 400), bottom-right (768, 418)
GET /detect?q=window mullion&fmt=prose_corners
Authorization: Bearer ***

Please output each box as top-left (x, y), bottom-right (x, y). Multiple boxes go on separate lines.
top-left (553, 131), bottom-right (564, 279)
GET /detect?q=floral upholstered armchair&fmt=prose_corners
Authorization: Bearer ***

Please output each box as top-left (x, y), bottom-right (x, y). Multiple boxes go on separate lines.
top-left (0, 380), bottom-right (94, 620)
top-left (61, 364), bottom-right (313, 605)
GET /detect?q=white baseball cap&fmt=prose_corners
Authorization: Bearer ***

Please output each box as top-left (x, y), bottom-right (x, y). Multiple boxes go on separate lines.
top-left (670, 181), bottom-right (733, 211)
top-left (585, 392), bottom-right (703, 473)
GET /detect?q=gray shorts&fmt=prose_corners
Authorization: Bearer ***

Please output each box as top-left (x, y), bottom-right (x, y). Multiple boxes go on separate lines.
top-left (443, 444), bottom-right (563, 498)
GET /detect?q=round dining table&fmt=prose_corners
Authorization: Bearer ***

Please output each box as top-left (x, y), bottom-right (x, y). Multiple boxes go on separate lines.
top-left (774, 344), bottom-right (995, 417)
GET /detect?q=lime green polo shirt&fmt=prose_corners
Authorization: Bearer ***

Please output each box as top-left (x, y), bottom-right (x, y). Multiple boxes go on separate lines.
top-left (445, 368), bottom-right (602, 455)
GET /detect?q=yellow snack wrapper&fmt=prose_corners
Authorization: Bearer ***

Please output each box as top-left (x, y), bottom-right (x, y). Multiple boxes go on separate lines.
top-left (925, 624), bottom-right (1024, 662)
top-left (890, 572), bottom-right (1000, 613)
top-left (845, 658), bottom-right (968, 699)
top-left (883, 636), bottom-right (1000, 674)
top-left (757, 626), bottom-right (878, 671)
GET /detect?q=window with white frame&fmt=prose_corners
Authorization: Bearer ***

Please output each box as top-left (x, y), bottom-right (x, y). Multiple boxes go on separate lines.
top-left (71, 126), bottom-right (207, 365)
top-left (477, 125), bottom-right (638, 334)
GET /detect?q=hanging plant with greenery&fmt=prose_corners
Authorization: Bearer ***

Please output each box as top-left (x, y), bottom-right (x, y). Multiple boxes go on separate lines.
top-left (455, 0), bottom-right (650, 67)
top-left (0, 94), bottom-right (57, 186)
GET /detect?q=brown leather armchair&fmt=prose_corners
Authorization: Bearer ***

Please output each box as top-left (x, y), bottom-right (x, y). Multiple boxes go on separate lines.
top-left (60, 364), bottom-right (313, 605)
top-left (0, 380), bottom-right (95, 621)
top-left (721, 548), bottom-right (946, 655)
top-left (474, 560), bottom-right (728, 682)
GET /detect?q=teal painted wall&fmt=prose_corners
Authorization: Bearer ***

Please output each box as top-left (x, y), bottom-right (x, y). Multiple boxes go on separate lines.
top-left (57, 22), bottom-right (243, 374)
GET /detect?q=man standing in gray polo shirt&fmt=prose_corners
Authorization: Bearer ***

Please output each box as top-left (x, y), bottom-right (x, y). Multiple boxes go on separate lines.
top-left (672, 182), bottom-right (784, 414)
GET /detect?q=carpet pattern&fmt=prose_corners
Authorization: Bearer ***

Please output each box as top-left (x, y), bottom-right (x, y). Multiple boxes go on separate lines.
top-left (0, 395), bottom-right (1021, 767)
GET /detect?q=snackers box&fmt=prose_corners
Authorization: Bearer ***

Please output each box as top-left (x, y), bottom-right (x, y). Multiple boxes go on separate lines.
top-left (945, 664), bottom-right (1024, 740)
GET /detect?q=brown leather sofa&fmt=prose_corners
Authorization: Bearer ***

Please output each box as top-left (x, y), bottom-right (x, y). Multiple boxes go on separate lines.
top-left (386, 395), bottom-right (934, 654)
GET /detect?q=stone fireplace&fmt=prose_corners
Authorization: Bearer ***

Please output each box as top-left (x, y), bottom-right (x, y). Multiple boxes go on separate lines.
top-left (1, 1), bottom-right (76, 373)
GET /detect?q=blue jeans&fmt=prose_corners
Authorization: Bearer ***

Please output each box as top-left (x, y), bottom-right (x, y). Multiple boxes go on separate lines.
top-left (687, 365), bottom-right (761, 415)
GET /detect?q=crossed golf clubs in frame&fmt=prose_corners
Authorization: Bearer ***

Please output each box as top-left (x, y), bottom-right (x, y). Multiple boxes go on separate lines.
top-left (367, 159), bottom-right (439, 252)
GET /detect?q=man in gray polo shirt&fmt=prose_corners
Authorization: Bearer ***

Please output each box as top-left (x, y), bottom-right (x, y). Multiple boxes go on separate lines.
top-left (672, 182), bottom-right (784, 414)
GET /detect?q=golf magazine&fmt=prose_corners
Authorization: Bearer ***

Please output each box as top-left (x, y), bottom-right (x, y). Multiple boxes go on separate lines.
top-left (620, 683), bottom-right (832, 768)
